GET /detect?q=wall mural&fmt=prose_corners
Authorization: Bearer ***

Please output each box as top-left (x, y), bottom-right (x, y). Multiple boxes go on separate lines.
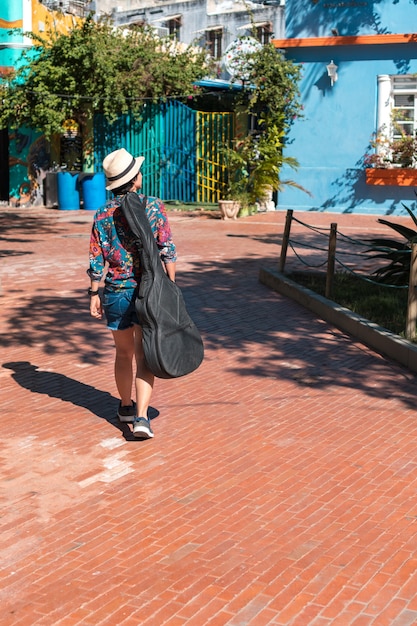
top-left (9, 128), bottom-right (51, 207)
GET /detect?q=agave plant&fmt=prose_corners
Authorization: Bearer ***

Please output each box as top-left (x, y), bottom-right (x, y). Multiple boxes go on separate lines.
top-left (365, 202), bottom-right (417, 285)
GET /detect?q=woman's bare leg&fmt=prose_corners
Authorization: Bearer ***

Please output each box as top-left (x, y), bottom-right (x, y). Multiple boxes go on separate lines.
top-left (111, 327), bottom-right (135, 406)
top-left (133, 325), bottom-right (154, 418)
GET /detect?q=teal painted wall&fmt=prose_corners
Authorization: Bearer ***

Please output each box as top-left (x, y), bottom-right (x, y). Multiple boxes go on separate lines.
top-left (0, 0), bottom-right (26, 69)
top-left (1, 0), bottom-right (23, 22)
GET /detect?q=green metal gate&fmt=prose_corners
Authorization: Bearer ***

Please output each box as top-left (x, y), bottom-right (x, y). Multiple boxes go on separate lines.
top-left (160, 101), bottom-right (197, 201)
top-left (94, 105), bottom-right (163, 198)
top-left (94, 102), bottom-right (234, 203)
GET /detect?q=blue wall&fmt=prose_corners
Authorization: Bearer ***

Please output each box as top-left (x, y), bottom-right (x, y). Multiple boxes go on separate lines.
top-left (286, 0), bottom-right (417, 39)
top-left (278, 1), bottom-right (417, 215)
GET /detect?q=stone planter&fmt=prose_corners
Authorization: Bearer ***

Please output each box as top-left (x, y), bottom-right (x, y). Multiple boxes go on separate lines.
top-left (365, 168), bottom-right (417, 186)
top-left (218, 200), bottom-right (241, 220)
top-left (256, 186), bottom-right (276, 212)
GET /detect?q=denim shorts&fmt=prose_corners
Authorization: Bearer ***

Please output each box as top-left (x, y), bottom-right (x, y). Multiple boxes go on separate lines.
top-left (102, 288), bottom-right (139, 331)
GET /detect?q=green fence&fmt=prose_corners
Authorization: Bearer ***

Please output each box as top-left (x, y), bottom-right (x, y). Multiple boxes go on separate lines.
top-left (94, 102), bottom-right (234, 203)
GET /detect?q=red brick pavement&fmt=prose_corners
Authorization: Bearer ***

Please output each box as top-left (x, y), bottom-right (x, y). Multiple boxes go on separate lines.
top-left (1, 206), bottom-right (417, 625)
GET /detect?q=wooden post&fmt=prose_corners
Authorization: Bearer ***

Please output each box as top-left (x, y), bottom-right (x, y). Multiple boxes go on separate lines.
top-left (406, 242), bottom-right (417, 340)
top-left (325, 223), bottom-right (337, 299)
top-left (279, 209), bottom-right (293, 273)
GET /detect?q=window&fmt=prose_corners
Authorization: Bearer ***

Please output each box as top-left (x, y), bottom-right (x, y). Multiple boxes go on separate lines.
top-left (392, 76), bottom-right (417, 138)
top-left (237, 22), bottom-right (273, 45)
top-left (377, 75), bottom-right (417, 139)
top-left (256, 22), bottom-right (273, 45)
top-left (206, 29), bottom-right (223, 60)
top-left (167, 16), bottom-right (181, 39)
top-left (373, 75), bottom-right (417, 167)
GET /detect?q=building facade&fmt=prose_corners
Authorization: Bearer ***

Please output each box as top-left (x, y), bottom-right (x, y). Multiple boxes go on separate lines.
top-left (96, 0), bottom-right (284, 80)
top-left (273, 0), bottom-right (417, 215)
top-left (0, 0), bottom-right (83, 74)
top-left (0, 0), bottom-right (83, 202)
top-left (0, 0), bottom-right (285, 204)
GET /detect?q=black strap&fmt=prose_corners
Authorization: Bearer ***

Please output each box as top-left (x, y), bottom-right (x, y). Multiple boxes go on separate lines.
top-left (120, 193), bottom-right (163, 275)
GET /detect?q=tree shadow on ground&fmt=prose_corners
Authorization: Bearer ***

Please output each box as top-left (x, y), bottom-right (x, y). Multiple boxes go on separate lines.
top-left (2, 221), bottom-right (417, 411)
top-left (0, 293), bottom-right (107, 364)
top-left (183, 255), bottom-right (417, 413)
top-left (0, 212), bottom-right (55, 238)
top-left (2, 361), bottom-right (159, 441)
top-left (0, 210), bottom-right (92, 257)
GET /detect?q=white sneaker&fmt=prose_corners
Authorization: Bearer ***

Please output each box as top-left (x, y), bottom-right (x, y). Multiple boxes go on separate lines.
top-left (133, 417), bottom-right (154, 439)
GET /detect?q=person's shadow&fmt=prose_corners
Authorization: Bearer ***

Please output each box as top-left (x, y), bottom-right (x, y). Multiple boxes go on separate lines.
top-left (3, 361), bottom-right (159, 441)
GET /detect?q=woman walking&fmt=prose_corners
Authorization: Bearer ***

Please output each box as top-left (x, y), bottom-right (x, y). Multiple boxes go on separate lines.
top-left (87, 148), bottom-right (177, 438)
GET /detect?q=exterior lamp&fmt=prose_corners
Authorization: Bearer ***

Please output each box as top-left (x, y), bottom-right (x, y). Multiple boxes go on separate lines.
top-left (326, 60), bottom-right (338, 86)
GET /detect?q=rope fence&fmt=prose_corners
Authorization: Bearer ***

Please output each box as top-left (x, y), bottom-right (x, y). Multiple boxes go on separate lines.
top-left (279, 209), bottom-right (417, 340)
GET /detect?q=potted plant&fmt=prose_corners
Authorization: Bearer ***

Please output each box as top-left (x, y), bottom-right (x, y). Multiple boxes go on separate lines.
top-left (364, 123), bottom-right (417, 186)
top-left (218, 40), bottom-right (310, 218)
top-left (219, 125), bottom-right (309, 219)
top-left (218, 139), bottom-right (253, 219)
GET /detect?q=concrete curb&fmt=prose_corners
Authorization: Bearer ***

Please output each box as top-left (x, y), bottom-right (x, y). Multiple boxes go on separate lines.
top-left (259, 266), bottom-right (417, 375)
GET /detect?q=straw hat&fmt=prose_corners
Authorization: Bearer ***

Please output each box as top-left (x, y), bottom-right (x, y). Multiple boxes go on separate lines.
top-left (103, 148), bottom-right (145, 191)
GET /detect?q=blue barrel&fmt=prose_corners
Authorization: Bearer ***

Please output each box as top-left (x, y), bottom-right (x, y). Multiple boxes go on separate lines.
top-left (80, 172), bottom-right (106, 211)
top-left (57, 172), bottom-right (80, 210)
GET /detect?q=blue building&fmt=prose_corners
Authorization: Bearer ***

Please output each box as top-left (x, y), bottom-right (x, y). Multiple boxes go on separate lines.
top-left (274, 0), bottom-right (417, 215)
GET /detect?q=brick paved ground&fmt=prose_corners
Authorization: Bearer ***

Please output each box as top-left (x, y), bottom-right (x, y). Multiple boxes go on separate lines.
top-left (1, 206), bottom-right (417, 626)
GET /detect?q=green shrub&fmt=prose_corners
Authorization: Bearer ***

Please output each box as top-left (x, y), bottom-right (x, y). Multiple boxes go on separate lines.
top-left (290, 271), bottom-right (408, 336)
top-left (365, 202), bottom-right (417, 285)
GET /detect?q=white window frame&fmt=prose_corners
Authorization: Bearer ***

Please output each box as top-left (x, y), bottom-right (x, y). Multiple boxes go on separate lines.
top-left (377, 74), bottom-right (417, 139)
top-left (391, 76), bottom-right (417, 139)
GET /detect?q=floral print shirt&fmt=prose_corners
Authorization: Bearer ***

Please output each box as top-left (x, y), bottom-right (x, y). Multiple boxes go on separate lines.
top-left (87, 193), bottom-right (177, 291)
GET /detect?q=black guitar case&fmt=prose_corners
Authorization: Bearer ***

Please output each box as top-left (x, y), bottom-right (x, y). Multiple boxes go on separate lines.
top-left (121, 192), bottom-right (204, 379)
